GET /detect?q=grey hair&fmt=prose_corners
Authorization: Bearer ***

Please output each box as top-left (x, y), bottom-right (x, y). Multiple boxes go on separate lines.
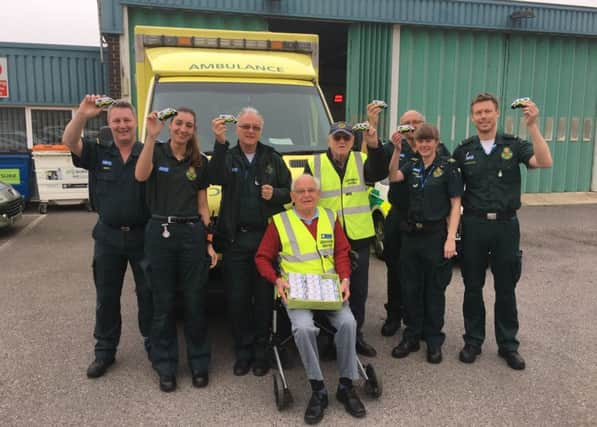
top-left (291, 174), bottom-right (321, 192)
top-left (237, 106), bottom-right (264, 126)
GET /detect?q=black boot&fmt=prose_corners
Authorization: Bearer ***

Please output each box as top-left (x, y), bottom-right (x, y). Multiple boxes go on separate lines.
top-left (356, 333), bottom-right (377, 357)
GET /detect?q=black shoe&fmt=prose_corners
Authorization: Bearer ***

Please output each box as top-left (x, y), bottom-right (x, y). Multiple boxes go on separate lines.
top-left (381, 317), bottom-right (401, 337)
top-left (356, 335), bottom-right (377, 357)
top-left (498, 349), bottom-right (526, 370)
top-left (391, 339), bottom-right (420, 358)
top-left (427, 347), bottom-right (443, 364)
top-left (192, 372), bottom-right (209, 388)
top-left (304, 391), bottom-right (328, 425)
top-left (336, 385), bottom-right (366, 418)
top-left (252, 359), bottom-right (270, 377)
top-left (159, 374), bottom-right (176, 392)
top-left (86, 358), bottom-right (114, 378)
top-left (233, 359), bottom-right (252, 376)
top-left (459, 344), bottom-right (482, 364)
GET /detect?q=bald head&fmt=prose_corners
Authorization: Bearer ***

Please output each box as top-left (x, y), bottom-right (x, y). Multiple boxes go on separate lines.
top-left (400, 110), bottom-right (425, 126)
top-left (399, 110), bottom-right (425, 142)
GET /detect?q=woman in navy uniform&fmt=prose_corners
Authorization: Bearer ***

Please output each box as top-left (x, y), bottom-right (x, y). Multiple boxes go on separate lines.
top-left (388, 123), bottom-right (463, 364)
top-left (135, 107), bottom-right (217, 392)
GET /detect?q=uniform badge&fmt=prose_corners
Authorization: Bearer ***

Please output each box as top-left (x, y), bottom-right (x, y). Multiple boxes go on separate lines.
top-left (265, 164), bottom-right (273, 175)
top-left (501, 147), bottom-right (513, 160)
top-left (433, 167), bottom-right (444, 178)
top-left (186, 166), bottom-right (197, 181)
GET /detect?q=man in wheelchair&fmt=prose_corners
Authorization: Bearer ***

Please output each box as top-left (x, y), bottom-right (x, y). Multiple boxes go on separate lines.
top-left (255, 174), bottom-right (367, 424)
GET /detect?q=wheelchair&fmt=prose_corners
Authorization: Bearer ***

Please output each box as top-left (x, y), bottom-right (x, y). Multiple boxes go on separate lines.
top-left (269, 297), bottom-right (383, 411)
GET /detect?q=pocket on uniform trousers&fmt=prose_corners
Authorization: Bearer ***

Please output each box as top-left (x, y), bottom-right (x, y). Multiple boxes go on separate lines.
top-left (140, 260), bottom-right (152, 291)
top-left (434, 258), bottom-right (454, 290)
top-left (512, 250), bottom-right (523, 285)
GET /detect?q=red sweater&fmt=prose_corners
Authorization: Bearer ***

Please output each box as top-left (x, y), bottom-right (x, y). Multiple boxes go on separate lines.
top-left (255, 216), bottom-right (351, 284)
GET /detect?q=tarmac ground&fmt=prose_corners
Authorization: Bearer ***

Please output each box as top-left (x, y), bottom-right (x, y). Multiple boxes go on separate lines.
top-left (0, 200), bottom-right (596, 426)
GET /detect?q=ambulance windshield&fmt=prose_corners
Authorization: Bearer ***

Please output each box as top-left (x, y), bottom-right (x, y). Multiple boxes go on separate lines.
top-left (151, 81), bottom-right (331, 154)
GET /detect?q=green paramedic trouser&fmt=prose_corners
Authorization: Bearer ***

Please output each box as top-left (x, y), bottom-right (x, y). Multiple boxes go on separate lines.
top-left (145, 219), bottom-right (211, 376)
top-left (92, 222), bottom-right (152, 361)
top-left (400, 228), bottom-right (453, 349)
top-left (222, 230), bottom-right (273, 362)
top-left (460, 215), bottom-right (523, 352)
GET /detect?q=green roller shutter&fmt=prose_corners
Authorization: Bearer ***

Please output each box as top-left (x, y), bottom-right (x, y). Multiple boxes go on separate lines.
top-left (398, 26), bottom-right (597, 192)
top-left (346, 23), bottom-right (393, 140)
top-left (397, 27), bottom-right (506, 153)
top-left (127, 8), bottom-right (267, 110)
top-left (503, 34), bottom-right (597, 193)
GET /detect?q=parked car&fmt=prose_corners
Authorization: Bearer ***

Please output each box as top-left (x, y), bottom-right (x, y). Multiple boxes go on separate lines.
top-left (0, 180), bottom-right (25, 228)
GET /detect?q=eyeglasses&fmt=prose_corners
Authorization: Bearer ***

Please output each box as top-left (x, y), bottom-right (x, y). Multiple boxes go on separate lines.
top-left (332, 133), bottom-right (352, 142)
top-left (401, 120), bottom-right (423, 126)
top-left (238, 124), bottom-right (262, 132)
top-left (293, 188), bottom-right (318, 195)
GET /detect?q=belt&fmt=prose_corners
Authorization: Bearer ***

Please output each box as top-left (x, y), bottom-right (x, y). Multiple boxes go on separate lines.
top-left (152, 215), bottom-right (200, 224)
top-left (406, 220), bottom-right (445, 233)
top-left (463, 210), bottom-right (516, 221)
top-left (237, 225), bottom-right (265, 233)
top-left (100, 221), bottom-right (144, 232)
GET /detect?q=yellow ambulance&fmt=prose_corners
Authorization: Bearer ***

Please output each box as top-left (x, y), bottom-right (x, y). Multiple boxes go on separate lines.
top-left (133, 25), bottom-right (333, 216)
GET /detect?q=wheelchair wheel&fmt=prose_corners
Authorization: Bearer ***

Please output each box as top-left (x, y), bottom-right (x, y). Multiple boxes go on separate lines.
top-left (273, 372), bottom-right (293, 411)
top-left (363, 364), bottom-right (382, 398)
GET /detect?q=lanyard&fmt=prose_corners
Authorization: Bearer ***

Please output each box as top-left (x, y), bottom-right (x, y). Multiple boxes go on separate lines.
top-left (420, 164), bottom-right (436, 189)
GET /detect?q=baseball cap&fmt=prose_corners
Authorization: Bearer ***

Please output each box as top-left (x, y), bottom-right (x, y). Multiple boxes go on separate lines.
top-left (329, 121), bottom-right (353, 136)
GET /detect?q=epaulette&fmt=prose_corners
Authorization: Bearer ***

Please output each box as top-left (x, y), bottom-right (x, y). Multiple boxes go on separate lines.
top-left (501, 133), bottom-right (518, 141)
top-left (459, 136), bottom-right (476, 147)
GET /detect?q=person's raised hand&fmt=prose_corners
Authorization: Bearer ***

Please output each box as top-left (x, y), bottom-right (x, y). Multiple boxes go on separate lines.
top-left (211, 117), bottom-right (227, 144)
top-left (146, 112), bottom-right (164, 140)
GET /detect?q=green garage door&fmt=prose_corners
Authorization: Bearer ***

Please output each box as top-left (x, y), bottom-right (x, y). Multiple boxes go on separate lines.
top-left (398, 26), bottom-right (597, 193)
top-left (503, 35), bottom-right (597, 192)
top-left (346, 23), bottom-right (393, 140)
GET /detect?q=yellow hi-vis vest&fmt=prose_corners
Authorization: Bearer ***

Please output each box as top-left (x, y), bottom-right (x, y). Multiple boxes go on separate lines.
top-left (308, 151), bottom-right (374, 240)
top-left (272, 208), bottom-right (337, 275)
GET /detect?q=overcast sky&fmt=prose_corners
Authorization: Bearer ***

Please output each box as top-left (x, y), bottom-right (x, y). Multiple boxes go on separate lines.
top-left (0, 0), bottom-right (595, 47)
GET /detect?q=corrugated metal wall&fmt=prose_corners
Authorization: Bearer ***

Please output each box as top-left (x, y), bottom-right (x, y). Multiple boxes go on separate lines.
top-left (398, 26), bottom-right (597, 192)
top-left (346, 23), bottom-right (393, 140)
top-left (100, 0), bottom-right (597, 37)
top-left (126, 7), bottom-right (267, 108)
top-left (502, 35), bottom-right (597, 193)
top-left (0, 43), bottom-right (107, 106)
top-left (397, 27), bottom-right (505, 152)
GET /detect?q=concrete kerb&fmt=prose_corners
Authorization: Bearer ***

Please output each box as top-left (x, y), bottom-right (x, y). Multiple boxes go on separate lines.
top-left (521, 192), bottom-right (597, 206)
